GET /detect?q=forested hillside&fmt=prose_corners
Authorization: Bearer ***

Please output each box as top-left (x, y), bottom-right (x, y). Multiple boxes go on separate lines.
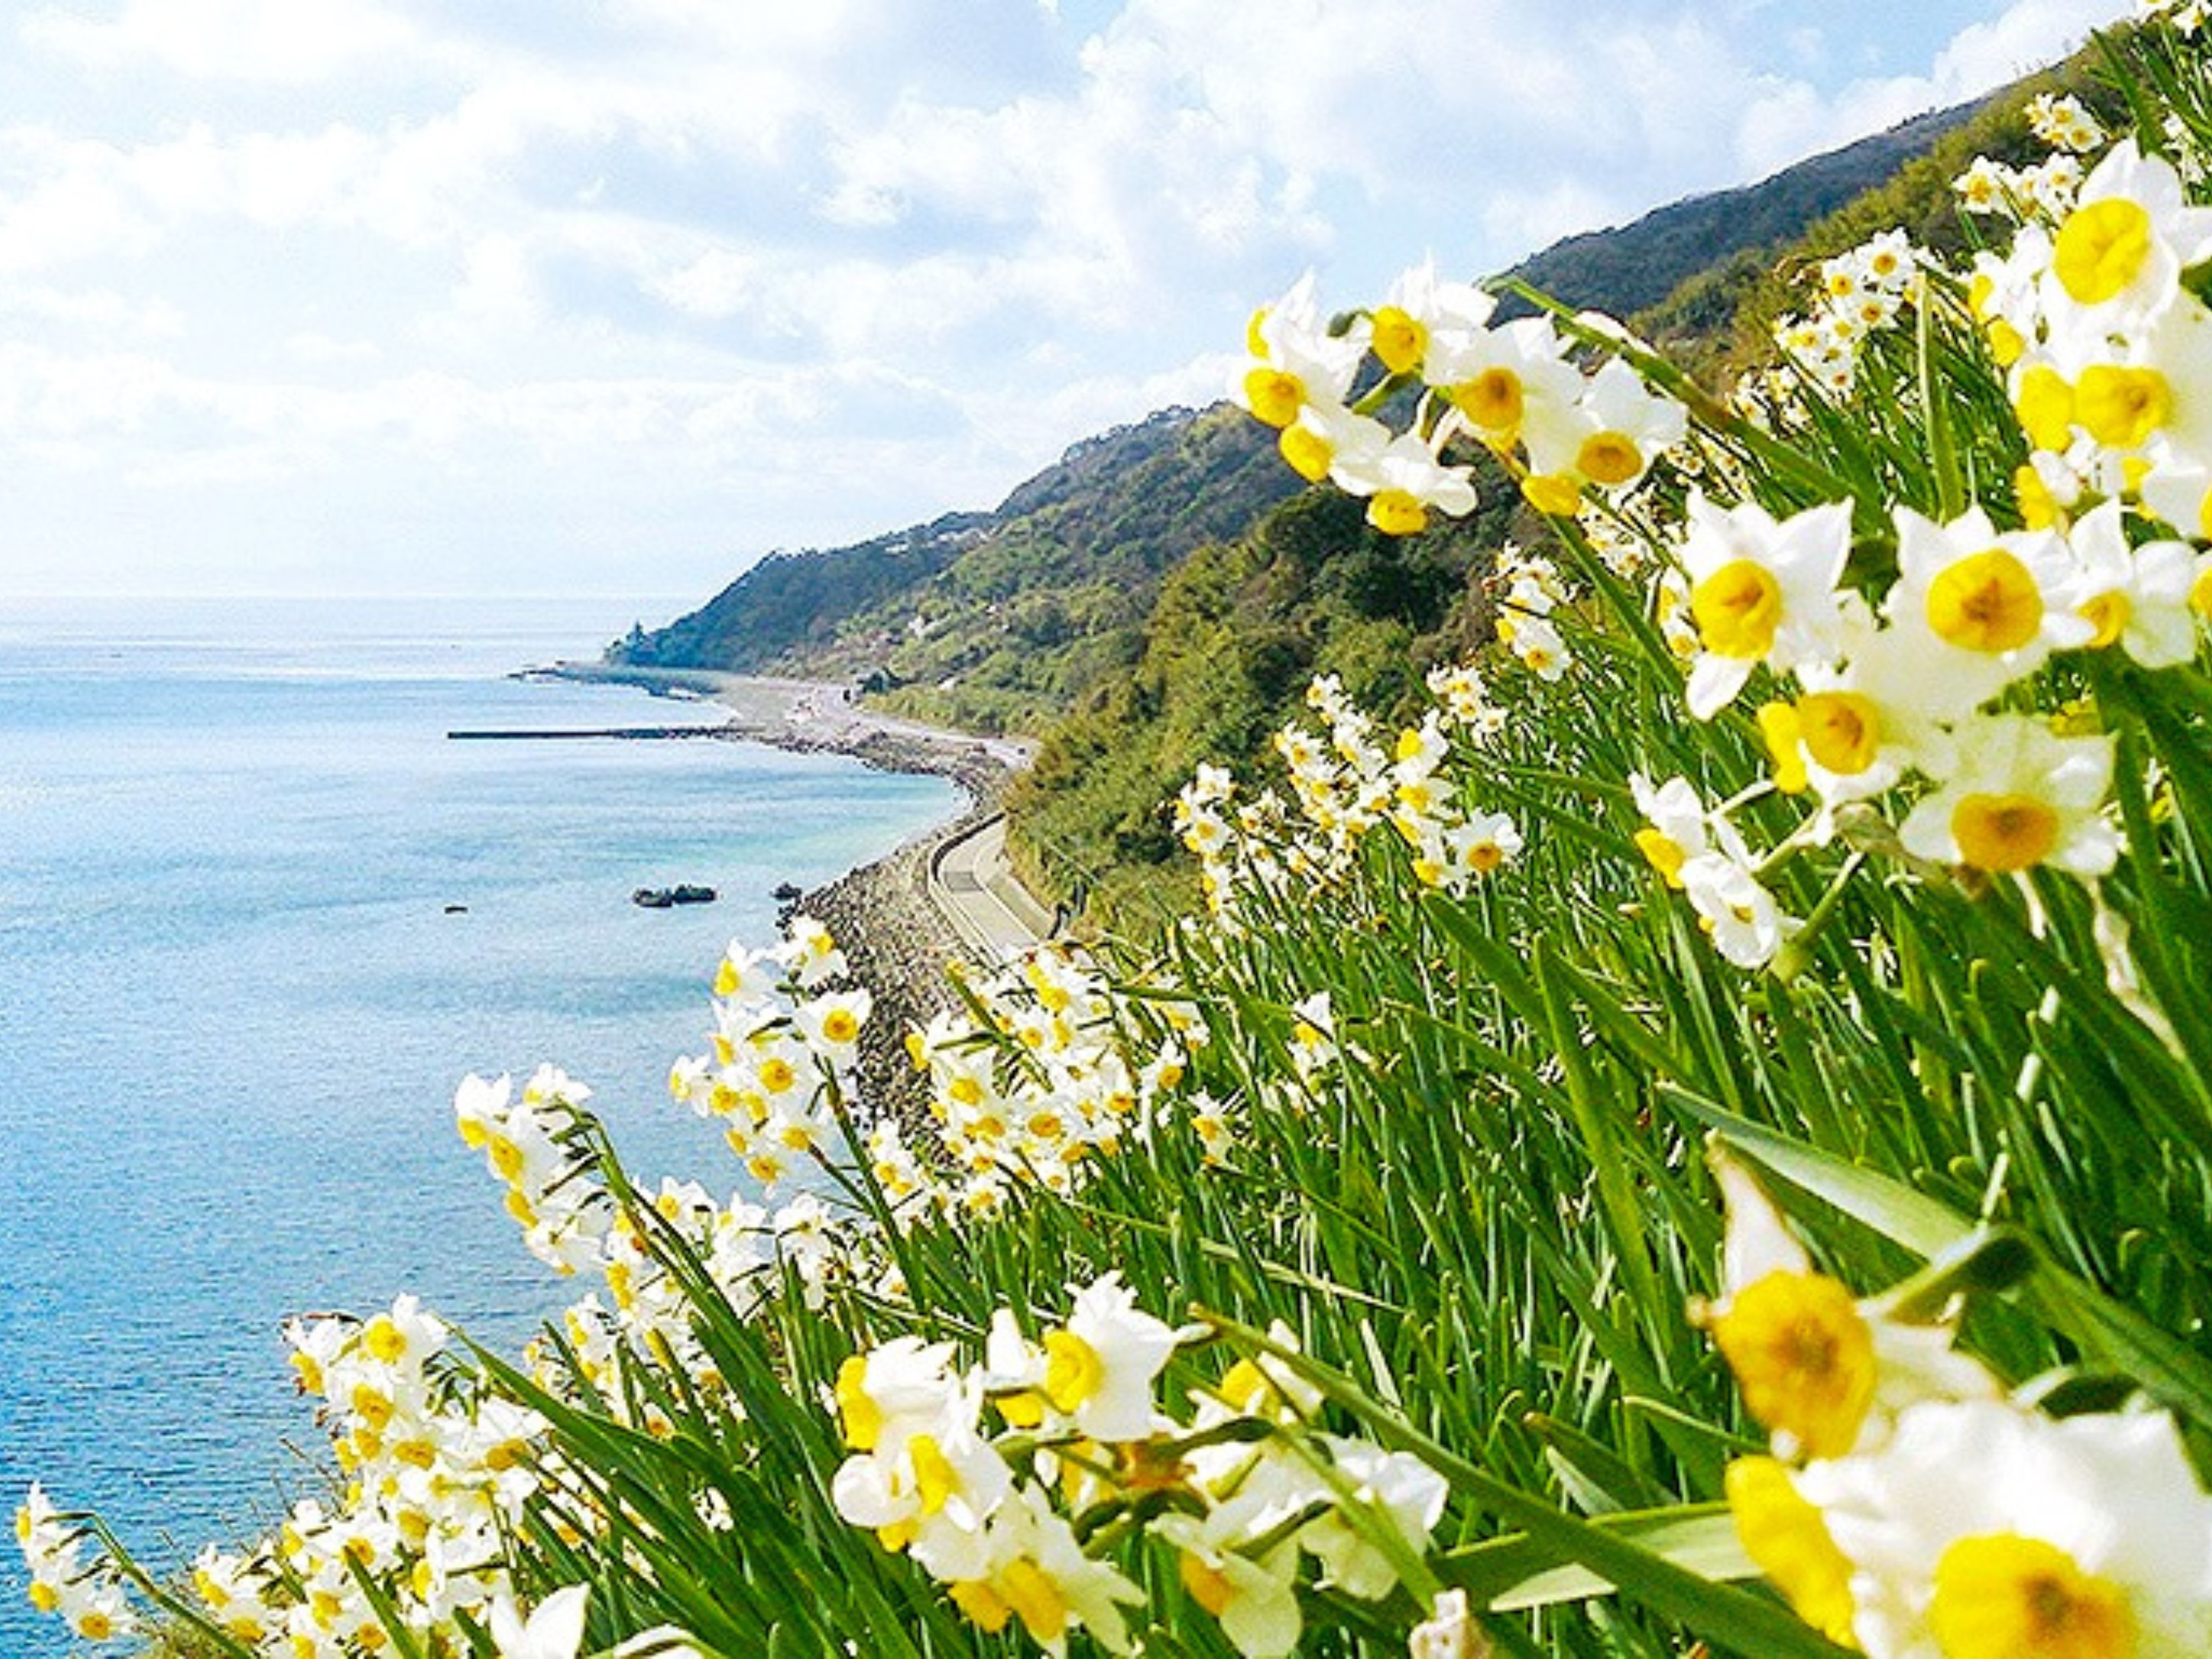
top-left (612, 406), bottom-right (1299, 734)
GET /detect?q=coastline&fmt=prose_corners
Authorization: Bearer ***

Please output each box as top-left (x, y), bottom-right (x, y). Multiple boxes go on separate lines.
top-left (533, 662), bottom-right (1043, 1115)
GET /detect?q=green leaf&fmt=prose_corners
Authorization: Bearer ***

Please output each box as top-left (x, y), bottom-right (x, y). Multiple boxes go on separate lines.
top-left (1438, 1505), bottom-right (1754, 1612)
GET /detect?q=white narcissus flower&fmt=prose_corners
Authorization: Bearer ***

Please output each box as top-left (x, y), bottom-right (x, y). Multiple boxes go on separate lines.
top-left (1794, 1399), bottom-right (2212, 1657)
top-left (1518, 356), bottom-right (1686, 513)
top-left (1277, 399), bottom-right (1392, 489)
top-left (1628, 772), bottom-right (1748, 890)
top-left (1237, 272), bottom-right (1368, 430)
top-left (1329, 430), bottom-right (1479, 537)
top-left (1702, 1155), bottom-right (2000, 1464)
top-left (778, 915), bottom-right (846, 987)
top-left (1900, 713), bottom-right (2120, 878)
top-left (949, 1484), bottom-right (1146, 1657)
top-left (1758, 622), bottom-right (1930, 813)
top-left (832, 1336), bottom-right (962, 1452)
top-left (2041, 138), bottom-right (2212, 338)
top-left (488, 1583), bottom-right (590, 1659)
top-left (1298, 1438), bottom-right (1450, 1601)
top-left (2064, 499), bottom-right (2199, 668)
top-left (1679, 851), bottom-right (1793, 971)
top-left (794, 986), bottom-right (872, 1066)
top-left (1882, 506), bottom-right (2095, 720)
top-left (1367, 257), bottom-right (1497, 379)
top-left (1040, 1272), bottom-right (1180, 1443)
top-left (1428, 315), bottom-right (1584, 453)
top-left (832, 1412), bottom-right (1012, 1586)
top-left (1674, 492), bottom-right (1855, 719)
top-left (1155, 1491), bottom-right (1304, 1659)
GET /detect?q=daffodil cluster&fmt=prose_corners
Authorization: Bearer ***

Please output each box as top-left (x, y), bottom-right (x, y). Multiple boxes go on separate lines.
top-left (1235, 260), bottom-right (1685, 533)
top-left (16, 1294), bottom-right (611, 1658)
top-left (901, 944), bottom-right (1204, 1216)
top-left (666, 914), bottom-right (872, 1197)
top-left (1702, 1159), bottom-right (2212, 1656)
top-left (1255, 131), bottom-right (2212, 974)
top-left (831, 1278), bottom-right (1448, 1659)
top-left (15, 1486), bottom-right (133, 1647)
top-left (1175, 665), bottom-right (1522, 923)
top-left (1979, 137), bottom-right (2212, 541)
top-left (1768, 229), bottom-right (1923, 399)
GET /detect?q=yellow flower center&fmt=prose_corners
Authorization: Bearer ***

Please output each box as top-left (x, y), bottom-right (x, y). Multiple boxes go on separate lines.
top-left (2015, 366), bottom-right (2076, 453)
top-left (1757, 702), bottom-right (1810, 794)
top-left (1726, 1458), bottom-right (1858, 1647)
top-left (2053, 197), bottom-right (2154, 307)
top-left (1279, 422), bottom-right (1334, 482)
top-left (2080, 590), bottom-right (2132, 650)
top-left (2074, 365), bottom-right (2172, 449)
top-left (1927, 549), bottom-right (2044, 653)
top-left (1000, 1559), bottom-right (1071, 1645)
top-left (1798, 691), bottom-right (1882, 776)
top-left (1043, 1329), bottom-right (1107, 1414)
top-left (1469, 839), bottom-right (1506, 873)
top-left (1522, 472), bottom-right (1582, 516)
top-left (488, 1134), bottom-right (526, 1183)
top-left (351, 1384), bottom-right (394, 1432)
top-left (1953, 793), bottom-right (2061, 873)
top-left (1368, 489), bottom-right (1428, 537)
top-left (1181, 1552), bottom-right (1237, 1617)
top-left (362, 1316), bottom-right (406, 1364)
top-left (1988, 318), bottom-right (2025, 367)
top-left (909, 1434), bottom-right (957, 1516)
top-left (2015, 464), bottom-right (2060, 530)
top-left (1634, 827), bottom-right (1689, 889)
top-left (759, 1055), bottom-right (797, 1093)
top-left (1691, 558), bottom-right (1785, 659)
top-left (834, 1355), bottom-right (882, 1451)
top-left (1453, 366), bottom-right (1525, 435)
top-left (1243, 366), bottom-right (1305, 428)
top-left (1708, 1269), bottom-right (1876, 1459)
top-left (1370, 304), bottom-right (1427, 375)
top-left (1577, 431), bottom-right (1644, 487)
top-left (2191, 559), bottom-right (2212, 621)
top-left (821, 1008), bottom-right (860, 1045)
top-left (28, 1582), bottom-right (60, 1613)
top-left (1931, 1533), bottom-right (2135, 1659)
top-left (77, 1610), bottom-right (115, 1641)
top-left (951, 1578), bottom-right (1013, 1633)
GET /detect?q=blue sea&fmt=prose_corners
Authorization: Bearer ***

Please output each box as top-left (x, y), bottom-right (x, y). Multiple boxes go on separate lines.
top-left (0, 595), bottom-right (960, 1657)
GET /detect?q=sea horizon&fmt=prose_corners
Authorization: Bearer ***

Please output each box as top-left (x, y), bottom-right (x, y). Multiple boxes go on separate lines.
top-left (0, 593), bottom-right (962, 1658)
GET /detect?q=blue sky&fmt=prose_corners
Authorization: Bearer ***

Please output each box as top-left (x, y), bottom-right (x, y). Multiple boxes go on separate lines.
top-left (0, 0), bottom-right (2134, 605)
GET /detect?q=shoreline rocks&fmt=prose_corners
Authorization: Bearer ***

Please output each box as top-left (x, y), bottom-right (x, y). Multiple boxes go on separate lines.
top-left (530, 661), bottom-right (1037, 1116)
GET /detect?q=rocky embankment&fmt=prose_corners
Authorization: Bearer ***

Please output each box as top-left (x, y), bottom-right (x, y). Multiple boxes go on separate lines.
top-left (532, 663), bottom-right (1035, 1118)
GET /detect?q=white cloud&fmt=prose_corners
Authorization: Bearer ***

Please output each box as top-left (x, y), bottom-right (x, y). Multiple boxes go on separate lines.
top-left (24, 0), bottom-right (421, 82)
top-left (0, 0), bottom-right (2143, 596)
top-left (1733, 0), bottom-right (2129, 175)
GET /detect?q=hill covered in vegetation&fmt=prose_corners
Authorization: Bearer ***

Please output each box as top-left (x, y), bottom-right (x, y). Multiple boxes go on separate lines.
top-left (611, 405), bottom-right (1300, 735)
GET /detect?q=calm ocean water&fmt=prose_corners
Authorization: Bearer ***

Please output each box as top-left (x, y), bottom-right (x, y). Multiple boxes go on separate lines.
top-left (0, 596), bottom-right (960, 1656)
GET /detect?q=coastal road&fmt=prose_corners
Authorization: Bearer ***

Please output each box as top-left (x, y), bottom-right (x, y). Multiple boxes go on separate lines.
top-left (929, 814), bottom-right (1052, 961)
